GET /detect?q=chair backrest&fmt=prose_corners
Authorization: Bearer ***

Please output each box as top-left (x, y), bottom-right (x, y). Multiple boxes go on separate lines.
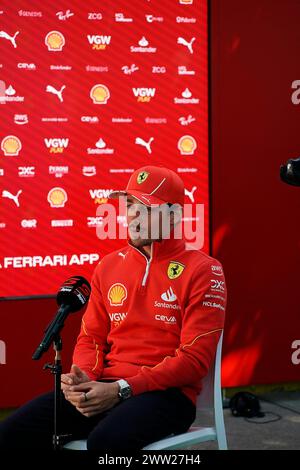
top-left (143, 330), bottom-right (227, 450)
top-left (196, 330), bottom-right (223, 412)
top-left (195, 331), bottom-right (227, 449)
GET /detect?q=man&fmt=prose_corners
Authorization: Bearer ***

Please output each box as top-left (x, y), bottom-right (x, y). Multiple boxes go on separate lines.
top-left (0, 166), bottom-right (227, 450)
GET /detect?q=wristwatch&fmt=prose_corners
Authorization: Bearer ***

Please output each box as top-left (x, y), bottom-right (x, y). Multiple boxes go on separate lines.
top-left (117, 379), bottom-right (132, 400)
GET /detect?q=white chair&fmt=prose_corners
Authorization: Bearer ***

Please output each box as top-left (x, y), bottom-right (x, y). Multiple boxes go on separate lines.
top-left (64, 332), bottom-right (227, 451)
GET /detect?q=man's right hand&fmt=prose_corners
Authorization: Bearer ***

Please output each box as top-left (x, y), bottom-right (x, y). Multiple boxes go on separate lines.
top-left (61, 364), bottom-right (90, 391)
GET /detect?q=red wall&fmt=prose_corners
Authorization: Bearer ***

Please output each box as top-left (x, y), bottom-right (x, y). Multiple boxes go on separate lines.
top-left (211, 0), bottom-right (300, 386)
top-left (1, 0), bottom-right (300, 407)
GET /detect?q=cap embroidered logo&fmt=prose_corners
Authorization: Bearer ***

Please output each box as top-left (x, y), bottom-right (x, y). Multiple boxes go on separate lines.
top-left (137, 171), bottom-right (149, 184)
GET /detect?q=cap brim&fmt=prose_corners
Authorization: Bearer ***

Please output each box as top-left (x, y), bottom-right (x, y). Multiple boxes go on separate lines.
top-left (109, 190), bottom-right (166, 206)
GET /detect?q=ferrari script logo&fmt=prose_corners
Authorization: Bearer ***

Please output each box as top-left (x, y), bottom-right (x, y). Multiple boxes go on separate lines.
top-left (167, 262), bottom-right (185, 279)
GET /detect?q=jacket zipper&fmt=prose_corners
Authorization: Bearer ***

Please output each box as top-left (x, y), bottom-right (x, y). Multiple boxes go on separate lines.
top-left (142, 256), bottom-right (151, 286)
top-left (131, 244), bottom-right (153, 287)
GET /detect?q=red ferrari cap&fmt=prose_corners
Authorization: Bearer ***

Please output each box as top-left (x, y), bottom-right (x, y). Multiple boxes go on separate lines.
top-left (109, 166), bottom-right (184, 206)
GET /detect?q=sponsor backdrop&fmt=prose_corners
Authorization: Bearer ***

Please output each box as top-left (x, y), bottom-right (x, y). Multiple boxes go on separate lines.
top-left (0, 0), bottom-right (208, 298)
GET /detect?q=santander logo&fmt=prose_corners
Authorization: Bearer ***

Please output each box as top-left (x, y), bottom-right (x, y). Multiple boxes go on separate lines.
top-left (161, 286), bottom-right (177, 302)
top-left (154, 286), bottom-right (180, 311)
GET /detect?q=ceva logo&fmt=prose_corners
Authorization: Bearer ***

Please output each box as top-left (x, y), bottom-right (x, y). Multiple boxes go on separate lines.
top-left (0, 340), bottom-right (6, 365)
top-left (132, 88), bottom-right (156, 102)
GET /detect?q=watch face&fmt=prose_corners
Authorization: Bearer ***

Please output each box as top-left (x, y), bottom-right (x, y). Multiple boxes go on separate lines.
top-left (123, 387), bottom-right (131, 399)
top-left (118, 381), bottom-right (131, 400)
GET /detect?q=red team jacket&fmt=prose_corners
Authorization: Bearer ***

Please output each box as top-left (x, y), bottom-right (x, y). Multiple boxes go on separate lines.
top-left (73, 236), bottom-right (227, 406)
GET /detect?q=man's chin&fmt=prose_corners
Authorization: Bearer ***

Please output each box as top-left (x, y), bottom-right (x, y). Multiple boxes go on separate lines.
top-left (129, 236), bottom-right (152, 248)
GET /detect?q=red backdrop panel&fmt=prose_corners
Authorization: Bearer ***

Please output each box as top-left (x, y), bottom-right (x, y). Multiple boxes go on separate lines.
top-left (0, 0), bottom-right (208, 298)
top-left (211, 0), bottom-right (300, 387)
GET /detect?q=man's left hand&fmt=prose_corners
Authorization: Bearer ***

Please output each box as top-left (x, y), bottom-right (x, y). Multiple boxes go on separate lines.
top-left (64, 381), bottom-right (120, 417)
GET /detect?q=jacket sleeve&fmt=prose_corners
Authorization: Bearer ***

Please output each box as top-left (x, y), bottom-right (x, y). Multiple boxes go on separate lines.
top-left (125, 258), bottom-right (227, 395)
top-left (72, 263), bottom-right (110, 380)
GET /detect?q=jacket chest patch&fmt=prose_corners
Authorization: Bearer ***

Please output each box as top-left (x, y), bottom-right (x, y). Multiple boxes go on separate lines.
top-left (109, 311), bottom-right (128, 328)
top-left (108, 283), bottom-right (127, 306)
top-left (154, 286), bottom-right (180, 310)
top-left (154, 314), bottom-right (177, 325)
top-left (167, 261), bottom-right (185, 279)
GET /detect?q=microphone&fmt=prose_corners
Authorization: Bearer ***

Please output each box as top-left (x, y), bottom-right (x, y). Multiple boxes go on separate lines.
top-left (280, 157), bottom-right (300, 186)
top-left (32, 276), bottom-right (91, 360)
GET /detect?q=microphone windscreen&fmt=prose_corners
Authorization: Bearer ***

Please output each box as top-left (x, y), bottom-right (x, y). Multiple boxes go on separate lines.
top-left (56, 276), bottom-right (91, 312)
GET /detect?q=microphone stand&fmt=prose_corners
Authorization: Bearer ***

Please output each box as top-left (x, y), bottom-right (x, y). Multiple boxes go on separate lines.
top-left (44, 334), bottom-right (71, 450)
top-left (32, 276), bottom-right (91, 450)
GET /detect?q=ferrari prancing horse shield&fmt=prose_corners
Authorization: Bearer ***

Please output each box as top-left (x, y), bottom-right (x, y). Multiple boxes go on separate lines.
top-left (167, 261), bottom-right (185, 279)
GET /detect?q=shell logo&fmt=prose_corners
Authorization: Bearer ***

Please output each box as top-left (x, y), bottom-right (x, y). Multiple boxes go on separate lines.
top-left (108, 283), bottom-right (127, 306)
top-left (177, 135), bottom-right (197, 155)
top-left (90, 84), bottom-right (110, 104)
top-left (1, 135), bottom-right (22, 156)
top-left (47, 187), bottom-right (68, 208)
top-left (45, 31), bottom-right (65, 51)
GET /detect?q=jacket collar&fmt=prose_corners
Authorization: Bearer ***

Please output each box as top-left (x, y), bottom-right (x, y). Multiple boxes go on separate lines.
top-left (128, 235), bottom-right (186, 262)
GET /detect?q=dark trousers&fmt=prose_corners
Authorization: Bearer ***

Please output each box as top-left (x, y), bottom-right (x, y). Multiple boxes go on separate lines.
top-left (0, 388), bottom-right (196, 451)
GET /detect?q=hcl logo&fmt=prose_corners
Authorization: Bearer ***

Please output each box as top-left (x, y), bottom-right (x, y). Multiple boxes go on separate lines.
top-left (87, 35), bottom-right (111, 50)
top-left (132, 88), bottom-right (156, 102)
top-left (0, 340), bottom-right (6, 364)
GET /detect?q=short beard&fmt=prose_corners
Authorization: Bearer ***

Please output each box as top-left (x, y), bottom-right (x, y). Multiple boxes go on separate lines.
top-left (129, 235), bottom-right (162, 247)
